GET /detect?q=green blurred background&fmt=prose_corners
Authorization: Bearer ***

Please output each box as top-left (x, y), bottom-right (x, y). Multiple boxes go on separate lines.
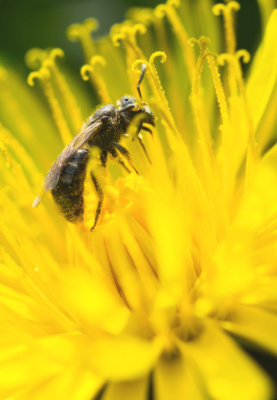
top-left (0, 0), bottom-right (261, 72)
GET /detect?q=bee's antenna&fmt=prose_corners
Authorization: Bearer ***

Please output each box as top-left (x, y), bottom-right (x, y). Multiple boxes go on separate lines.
top-left (136, 64), bottom-right (147, 99)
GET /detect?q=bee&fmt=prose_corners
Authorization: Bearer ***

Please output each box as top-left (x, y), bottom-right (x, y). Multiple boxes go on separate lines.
top-left (33, 64), bottom-right (155, 230)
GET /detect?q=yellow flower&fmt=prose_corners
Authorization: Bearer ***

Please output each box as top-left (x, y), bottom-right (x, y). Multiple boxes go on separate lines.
top-left (1, 0), bottom-right (277, 399)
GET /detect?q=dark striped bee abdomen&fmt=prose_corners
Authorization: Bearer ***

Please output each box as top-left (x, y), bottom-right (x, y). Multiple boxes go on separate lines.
top-left (51, 148), bottom-right (89, 223)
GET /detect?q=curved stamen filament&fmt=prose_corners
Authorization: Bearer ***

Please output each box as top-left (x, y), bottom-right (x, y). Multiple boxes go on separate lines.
top-left (0, 68), bottom-right (34, 140)
top-left (133, 52), bottom-right (179, 142)
top-left (217, 51), bottom-right (254, 151)
top-left (189, 36), bottom-right (233, 225)
top-left (44, 49), bottom-right (83, 132)
top-left (25, 48), bottom-right (50, 70)
top-left (188, 37), bottom-right (219, 211)
top-left (28, 68), bottom-right (72, 145)
top-left (66, 18), bottom-right (99, 62)
top-left (81, 55), bottom-right (111, 104)
top-left (213, 2), bottom-right (240, 55)
top-left (188, 38), bottom-right (212, 141)
top-left (155, 1), bottom-right (195, 83)
top-left (213, 2), bottom-right (241, 95)
top-left (111, 24), bottom-right (147, 93)
top-left (217, 50), bottom-right (257, 195)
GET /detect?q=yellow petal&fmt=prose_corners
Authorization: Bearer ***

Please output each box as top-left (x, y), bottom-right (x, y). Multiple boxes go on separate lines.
top-left (0, 334), bottom-right (74, 396)
top-left (102, 377), bottom-right (149, 400)
top-left (246, 10), bottom-right (277, 133)
top-left (10, 369), bottom-right (102, 400)
top-left (257, 0), bottom-right (276, 29)
top-left (154, 353), bottom-right (206, 400)
top-left (179, 321), bottom-right (273, 400)
top-left (221, 305), bottom-right (277, 356)
top-left (87, 335), bottom-right (162, 380)
top-left (61, 268), bottom-right (130, 335)
top-left (243, 277), bottom-right (277, 310)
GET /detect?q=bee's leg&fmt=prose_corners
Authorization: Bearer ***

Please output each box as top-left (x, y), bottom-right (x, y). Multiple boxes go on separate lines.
top-left (100, 150), bottom-right (108, 167)
top-left (110, 143), bottom-right (139, 175)
top-left (135, 120), bottom-right (151, 164)
top-left (108, 146), bottom-right (132, 174)
top-left (90, 171), bottom-right (104, 231)
top-left (141, 125), bottom-right (153, 135)
top-left (136, 63), bottom-right (147, 99)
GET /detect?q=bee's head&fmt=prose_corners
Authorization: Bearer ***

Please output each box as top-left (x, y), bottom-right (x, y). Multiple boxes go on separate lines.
top-left (117, 95), bottom-right (137, 110)
top-left (117, 95), bottom-right (155, 126)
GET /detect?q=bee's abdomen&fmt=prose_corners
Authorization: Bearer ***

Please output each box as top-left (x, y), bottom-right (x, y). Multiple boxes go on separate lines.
top-left (51, 149), bottom-right (89, 223)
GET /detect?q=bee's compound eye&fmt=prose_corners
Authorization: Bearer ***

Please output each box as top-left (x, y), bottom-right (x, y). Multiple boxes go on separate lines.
top-left (117, 95), bottom-right (135, 108)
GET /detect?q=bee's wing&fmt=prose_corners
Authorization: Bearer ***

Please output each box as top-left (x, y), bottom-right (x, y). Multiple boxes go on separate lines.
top-left (33, 119), bottom-right (103, 207)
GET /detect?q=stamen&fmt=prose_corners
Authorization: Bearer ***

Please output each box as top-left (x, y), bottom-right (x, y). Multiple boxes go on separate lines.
top-left (217, 50), bottom-right (257, 194)
top-left (111, 23), bottom-right (146, 93)
top-left (236, 49), bottom-right (251, 64)
top-left (133, 52), bottom-right (179, 143)
top-left (25, 48), bottom-right (50, 69)
top-left (66, 18), bottom-right (99, 62)
top-left (189, 36), bottom-right (230, 133)
top-left (212, 2), bottom-right (240, 55)
top-left (0, 68), bottom-right (34, 140)
top-left (125, 8), bottom-right (158, 58)
top-left (127, 7), bottom-right (180, 123)
top-left (189, 36), bottom-right (233, 224)
top-left (44, 49), bottom-right (83, 132)
top-left (155, 1), bottom-right (195, 83)
top-left (0, 134), bottom-right (35, 207)
top-left (81, 55), bottom-right (112, 104)
top-left (217, 51), bottom-right (255, 151)
top-left (213, 2), bottom-right (241, 95)
top-left (111, 23), bottom-right (146, 57)
top-left (205, 49), bottom-right (232, 198)
top-left (28, 68), bottom-right (72, 145)
top-left (0, 124), bottom-right (41, 187)
top-left (206, 59), bottom-right (230, 132)
top-left (127, 8), bottom-right (152, 24)
top-left (187, 38), bottom-right (213, 158)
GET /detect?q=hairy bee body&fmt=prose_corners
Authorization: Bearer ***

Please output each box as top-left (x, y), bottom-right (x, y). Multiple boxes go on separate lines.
top-left (33, 64), bottom-right (155, 230)
top-left (87, 104), bottom-right (126, 148)
top-left (51, 148), bottom-right (89, 223)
